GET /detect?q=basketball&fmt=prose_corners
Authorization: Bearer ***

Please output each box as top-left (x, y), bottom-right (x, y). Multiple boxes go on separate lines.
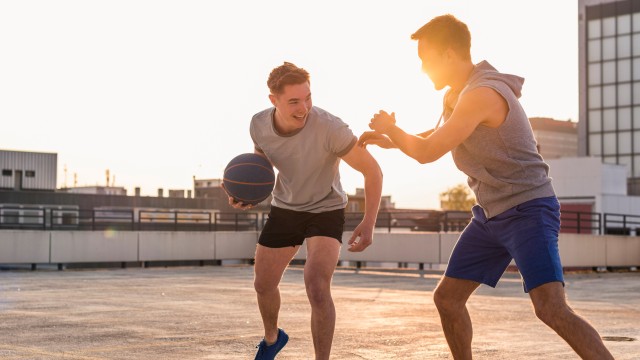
top-left (223, 153), bottom-right (275, 205)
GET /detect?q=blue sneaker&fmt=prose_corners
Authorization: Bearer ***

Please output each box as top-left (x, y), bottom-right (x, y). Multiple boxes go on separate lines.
top-left (254, 328), bottom-right (288, 359)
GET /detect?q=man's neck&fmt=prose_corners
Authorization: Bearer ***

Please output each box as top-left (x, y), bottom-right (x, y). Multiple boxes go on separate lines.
top-left (449, 61), bottom-right (476, 92)
top-left (272, 110), bottom-right (296, 135)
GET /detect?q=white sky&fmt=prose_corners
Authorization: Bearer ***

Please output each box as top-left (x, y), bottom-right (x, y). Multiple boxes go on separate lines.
top-left (0, 0), bottom-right (578, 209)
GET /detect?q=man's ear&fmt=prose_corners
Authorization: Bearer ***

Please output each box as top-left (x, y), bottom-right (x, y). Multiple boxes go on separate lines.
top-left (445, 47), bottom-right (462, 63)
top-left (268, 94), bottom-right (276, 106)
top-left (444, 47), bottom-right (455, 63)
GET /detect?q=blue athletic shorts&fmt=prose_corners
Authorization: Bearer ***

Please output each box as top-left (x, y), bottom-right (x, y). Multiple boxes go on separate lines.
top-left (445, 196), bottom-right (564, 293)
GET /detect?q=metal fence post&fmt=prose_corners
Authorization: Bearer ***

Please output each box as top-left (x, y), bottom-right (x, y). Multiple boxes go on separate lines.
top-left (174, 211), bottom-right (178, 232)
top-left (577, 213), bottom-right (581, 234)
top-left (598, 214), bottom-right (602, 235)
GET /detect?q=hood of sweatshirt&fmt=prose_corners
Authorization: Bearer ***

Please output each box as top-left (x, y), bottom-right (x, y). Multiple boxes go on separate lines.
top-left (442, 61), bottom-right (525, 117)
top-left (466, 60), bottom-right (524, 98)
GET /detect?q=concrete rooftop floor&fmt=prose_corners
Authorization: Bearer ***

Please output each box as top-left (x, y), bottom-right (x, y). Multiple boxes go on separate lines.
top-left (0, 265), bottom-right (638, 359)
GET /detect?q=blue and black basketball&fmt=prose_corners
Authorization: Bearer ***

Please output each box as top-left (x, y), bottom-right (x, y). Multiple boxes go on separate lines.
top-left (223, 153), bottom-right (275, 205)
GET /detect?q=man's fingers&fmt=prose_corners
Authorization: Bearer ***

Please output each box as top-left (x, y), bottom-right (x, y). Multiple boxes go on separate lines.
top-left (358, 132), bottom-right (375, 146)
top-left (348, 232), bottom-right (358, 245)
top-left (348, 230), bottom-right (361, 251)
top-left (348, 234), bottom-right (372, 252)
top-left (349, 240), bottom-right (366, 252)
top-left (348, 241), bottom-right (361, 252)
top-left (227, 197), bottom-right (253, 210)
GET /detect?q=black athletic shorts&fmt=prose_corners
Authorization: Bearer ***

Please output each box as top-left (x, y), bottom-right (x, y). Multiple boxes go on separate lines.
top-left (258, 206), bottom-right (345, 248)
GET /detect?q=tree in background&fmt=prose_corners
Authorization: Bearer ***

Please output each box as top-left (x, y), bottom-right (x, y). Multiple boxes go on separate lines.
top-left (440, 184), bottom-right (476, 211)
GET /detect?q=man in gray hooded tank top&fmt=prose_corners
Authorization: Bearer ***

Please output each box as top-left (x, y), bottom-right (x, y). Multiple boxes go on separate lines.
top-left (358, 14), bottom-right (613, 360)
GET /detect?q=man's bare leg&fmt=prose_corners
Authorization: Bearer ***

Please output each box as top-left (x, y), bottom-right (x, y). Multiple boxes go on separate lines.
top-left (303, 237), bottom-right (341, 360)
top-left (253, 244), bottom-right (300, 344)
top-left (433, 276), bottom-right (481, 360)
top-left (529, 282), bottom-right (614, 360)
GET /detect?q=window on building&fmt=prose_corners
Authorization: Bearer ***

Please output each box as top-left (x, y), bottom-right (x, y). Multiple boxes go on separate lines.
top-left (585, 5), bottom-right (640, 180)
top-left (25, 170), bottom-right (35, 178)
top-left (619, 131), bottom-right (632, 153)
top-left (619, 14), bottom-right (631, 34)
top-left (2, 169), bottom-right (11, 176)
top-left (620, 108), bottom-right (632, 130)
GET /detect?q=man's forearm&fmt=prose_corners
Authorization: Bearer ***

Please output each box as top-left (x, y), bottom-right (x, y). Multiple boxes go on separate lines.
top-left (386, 126), bottom-right (430, 163)
top-left (362, 166), bottom-right (383, 223)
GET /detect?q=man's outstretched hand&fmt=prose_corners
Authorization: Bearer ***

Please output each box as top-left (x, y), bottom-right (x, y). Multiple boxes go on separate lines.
top-left (368, 110), bottom-right (396, 134)
top-left (357, 131), bottom-right (395, 149)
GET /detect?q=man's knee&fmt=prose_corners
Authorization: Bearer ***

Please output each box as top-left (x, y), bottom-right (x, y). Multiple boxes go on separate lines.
top-left (530, 282), bottom-right (574, 327)
top-left (305, 278), bottom-right (332, 307)
top-left (433, 284), bottom-right (465, 314)
top-left (533, 299), bottom-right (574, 327)
top-left (433, 285), bottom-right (446, 310)
top-left (433, 277), bottom-right (479, 314)
top-left (254, 277), bottom-right (279, 295)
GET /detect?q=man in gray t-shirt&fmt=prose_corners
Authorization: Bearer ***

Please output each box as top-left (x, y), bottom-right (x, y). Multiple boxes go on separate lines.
top-left (225, 62), bottom-right (382, 360)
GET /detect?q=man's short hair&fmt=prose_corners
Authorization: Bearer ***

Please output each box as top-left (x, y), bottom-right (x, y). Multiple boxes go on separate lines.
top-left (267, 62), bottom-right (310, 95)
top-left (411, 14), bottom-right (471, 60)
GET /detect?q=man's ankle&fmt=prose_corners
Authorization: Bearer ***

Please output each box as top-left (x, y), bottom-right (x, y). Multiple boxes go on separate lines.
top-left (264, 330), bottom-right (279, 345)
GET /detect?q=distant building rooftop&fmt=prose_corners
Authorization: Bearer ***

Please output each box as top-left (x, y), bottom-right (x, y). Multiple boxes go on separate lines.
top-left (529, 117), bottom-right (578, 134)
top-left (529, 117), bottom-right (578, 159)
top-left (59, 186), bottom-right (127, 196)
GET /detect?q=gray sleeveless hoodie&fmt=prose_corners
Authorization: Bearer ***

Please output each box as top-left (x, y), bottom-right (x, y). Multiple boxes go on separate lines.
top-left (443, 61), bottom-right (555, 218)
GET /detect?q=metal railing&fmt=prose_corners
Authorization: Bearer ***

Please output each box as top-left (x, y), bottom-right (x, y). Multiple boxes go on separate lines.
top-left (138, 210), bottom-right (213, 232)
top-left (0, 208), bottom-right (469, 232)
top-left (559, 211), bottom-right (602, 234)
top-left (1, 207), bottom-right (639, 236)
top-left (603, 213), bottom-right (640, 235)
top-left (0, 208), bottom-right (261, 232)
top-left (214, 212), bottom-right (259, 232)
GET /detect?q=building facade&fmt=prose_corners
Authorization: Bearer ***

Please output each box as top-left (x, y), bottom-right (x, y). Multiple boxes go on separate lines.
top-left (0, 149), bottom-right (57, 191)
top-left (345, 187), bottom-right (394, 212)
top-left (579, 0), bottom-right (640, 193)
top-left (529, 117), bottom-right (578, 159)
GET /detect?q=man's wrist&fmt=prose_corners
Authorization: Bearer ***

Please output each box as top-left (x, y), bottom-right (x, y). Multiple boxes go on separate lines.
top-left (383, 124), bottom-right (400, 137)
top-left (362, 214), bottom-right (377, 224)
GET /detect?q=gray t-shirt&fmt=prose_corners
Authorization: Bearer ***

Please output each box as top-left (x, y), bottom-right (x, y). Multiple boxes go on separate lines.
top-left (250, 106), bottom-right (357, 213)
